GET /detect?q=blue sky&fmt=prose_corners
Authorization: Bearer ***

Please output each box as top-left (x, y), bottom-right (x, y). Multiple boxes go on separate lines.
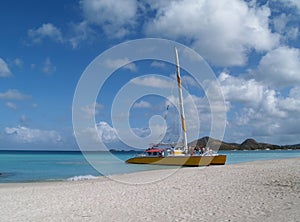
top-left (0, 0), bottom-right (300, 150)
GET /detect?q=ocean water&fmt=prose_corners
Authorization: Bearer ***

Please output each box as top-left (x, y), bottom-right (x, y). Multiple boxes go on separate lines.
top-left (0, 150), bottom-right (299, 183)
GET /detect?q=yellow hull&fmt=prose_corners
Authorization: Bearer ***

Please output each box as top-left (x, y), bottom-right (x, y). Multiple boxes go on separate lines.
top-left (126, 155), bottom-right (226, 166)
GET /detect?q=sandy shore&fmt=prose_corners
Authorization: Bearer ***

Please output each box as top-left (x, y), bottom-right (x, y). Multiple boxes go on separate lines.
top-left (0, 158), bottom-right (299, 222)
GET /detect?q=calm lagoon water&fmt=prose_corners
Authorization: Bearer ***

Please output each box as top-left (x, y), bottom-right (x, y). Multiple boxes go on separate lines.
top-left (0, 150), bottom-right (299, 183)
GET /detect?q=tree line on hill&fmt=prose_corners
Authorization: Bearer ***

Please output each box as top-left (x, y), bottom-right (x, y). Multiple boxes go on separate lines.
top-left (189, 137), bottom-right (300, 150)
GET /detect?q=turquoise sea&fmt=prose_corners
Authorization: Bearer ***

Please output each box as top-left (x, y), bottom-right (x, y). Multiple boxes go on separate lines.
top-left (0, 150), bottom-right (300, 183)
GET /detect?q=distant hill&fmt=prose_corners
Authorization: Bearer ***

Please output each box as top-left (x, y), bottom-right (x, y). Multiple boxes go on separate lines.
top-left (189, 137), bottom-right (300, 150)
top-left (189, 136), bottom-right (239, 150)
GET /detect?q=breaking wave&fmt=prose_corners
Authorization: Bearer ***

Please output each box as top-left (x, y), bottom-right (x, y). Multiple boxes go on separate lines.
top-left (67, 175), bottom-right (99, 181)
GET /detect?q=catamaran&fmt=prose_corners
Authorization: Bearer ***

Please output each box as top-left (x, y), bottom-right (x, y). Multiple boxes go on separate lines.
top-left (126, 48), bottom-right (226, 166)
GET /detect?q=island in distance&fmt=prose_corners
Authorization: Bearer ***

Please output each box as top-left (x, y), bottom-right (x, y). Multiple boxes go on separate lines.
top-left (109, 137), bottom-right (300, 152)
top-left (189, 137), bottom-right (300, 151)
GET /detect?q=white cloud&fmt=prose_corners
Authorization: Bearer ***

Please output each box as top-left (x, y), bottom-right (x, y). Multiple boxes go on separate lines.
top-left (150, 61), bottom-right (166, 68)
top-left (289, 0), bottom-right (300, 10)
top-left (0, 89), bottom-right (31, 100)
top-left (80, 0), bottom-right (138, 38)
top-left (272, 13), bottom-right (299, 41)
top-left (77, 121), bottom-right (118, 144)
top-left (42, 58), bottom-right (56, 74)
top-left (218, 72), bottom-right (264, 107)
top-left (131, 76), bottom-right (175, 88)
top-left (278, 87), bottom-right (300, 113)
top-left (233, 86), bottom-right (300, 144)
top-left (145, 0), bottom-right (279, 66)
top-left (256, 46), bottom-right (300, 87)
top-left (161, 74), bottom-right (300, 144)
top-left (68, 21), bottom-right (95, 49)
top-left (133, 100), bottom-right (152, 108)
top-left (277, 0), bottom-right (300, 12)
top-left (0, 58), bottom-right (12, 77)
top-left (77, 121), bottom-right (168, 148)
top-left (289, 86), bottom-right (300, 98)
top-left (212, 72), bottom-right (287, 118)
top-left (290, 0), bottom-right (300, 10)
top-left (105, 58), bottom-right (137, 72)
top-left (286, 27), bottom-right (299, 40)
top-left (273, 13), bottom-right (289, 33)
top-left (27, 23), bottom-right (63, 44)
top-left (209, 72), bottom-right (300, 144)
top-left (80, 102), bottom-right (104, 119)
top-left (133, 124), bottom-right (167, 141)
top-left (260, 89), bottom-right (286, 118)
top-left (181, 75), bottom-right (199, 88)
top-left (13, 58), bottom-right (23, 68)
top-left (96, 121), bottom-right (118, 143)
top-left (5, 102), bottom-right (17, 110)
top-left (5, 126), bottom-right (62, 143)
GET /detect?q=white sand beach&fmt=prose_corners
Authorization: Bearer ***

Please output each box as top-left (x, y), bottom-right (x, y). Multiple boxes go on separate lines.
top-left (0, 158), bottom-right (299, 222)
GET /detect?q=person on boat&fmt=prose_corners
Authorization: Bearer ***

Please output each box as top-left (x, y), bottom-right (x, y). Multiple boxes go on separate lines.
top-left (160, 150), bottom-right (164, 157)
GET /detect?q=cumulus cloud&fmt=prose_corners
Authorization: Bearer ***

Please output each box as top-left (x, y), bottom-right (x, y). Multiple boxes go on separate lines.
top-left (0, 89), bottom-right (31, 100)
top-left (277, 0), bottom-right (300, 12)
top-left (285, 27), bottom-right (299, 40)
top-left (73, 0), bottom-right (282, 59)
top-left (5, 102), bottom-right (17, 110)
top-left (132, 123), bottom-right (167, 142)
top-left (278, 87), bottom-right (300, 113)
top-left (80, 102), bottom-right (104, 119)
top-left (234, 85), bottom-right (300, 144)
top-left (5, 126), bottom-right (62, 143)
top-left (77, 121), bottom-right (168, 148)
top-left (144, 0), bottom-right (279, 66)
top-left (150, 61), bottom-right (166, 68)
top-left (42, 58), bottom-right (56, 74)
top-left (96, 121), bottom-right (166, 144)
top-left (151, 72), bottom-right (300, 144)
top-left (27, 21), bottom-right (96, 49)
top-left (218, 72), bottom-right (264, 107)
top-left (272, 13), bottom-right (299, 42)
top-left (27, 23), bottom-right (63, 44)
top-left (81, 122), bottom-right (118, 143)
top-left (104, 58), bottom-right (137, 72)
top-left (207, 72), bottom-right (300, 144)
top-left (273, 13), bottom-right (289, 33)
top-left (181, 75), bottom-right (199, 88)
top-left (212, 72), bottom-right (285, 118)
top-left (80, 0), bottom-right (138, 38)
top-left (133, 100), bottom-right (152, 108)
top-left (68, 21), bottom-right (95, 49)
top-left (96, 121), bottom-right (118, 143)
top-left (13, 58), bottom-right (23, 68)
top-left (77, 121), bottom-right (118, 144)
top-left (0, 58), bottom-right (12, 77)
top-left (255, 46), bottom-right (300, 87)
top-left (131, 76), bottom-right (175, 88)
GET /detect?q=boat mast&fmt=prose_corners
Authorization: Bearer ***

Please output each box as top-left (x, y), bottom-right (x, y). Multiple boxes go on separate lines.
top-left (175, 47), bottom-right (188, 154)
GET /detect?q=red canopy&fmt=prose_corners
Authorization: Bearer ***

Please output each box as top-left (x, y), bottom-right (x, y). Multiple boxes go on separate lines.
top-left (146, 148), bottom-right (164, 153)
